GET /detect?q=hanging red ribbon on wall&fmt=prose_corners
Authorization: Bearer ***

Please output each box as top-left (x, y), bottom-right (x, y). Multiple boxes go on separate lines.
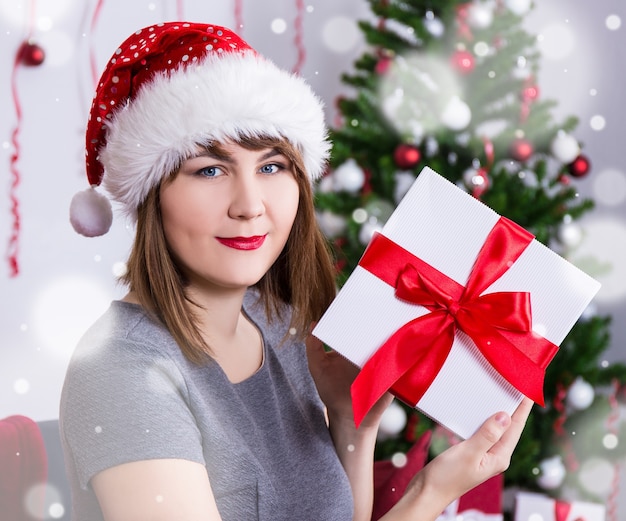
top-left (234, 0), bottom-right (244, 34)
top-left (292, 0), bottom-right (306, 74)
top-left (8, 0), bottom-right (45, 277)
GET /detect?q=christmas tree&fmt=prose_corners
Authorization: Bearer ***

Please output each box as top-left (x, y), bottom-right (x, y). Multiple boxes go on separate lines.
top-left (315, 0), bottom-right (626, 517)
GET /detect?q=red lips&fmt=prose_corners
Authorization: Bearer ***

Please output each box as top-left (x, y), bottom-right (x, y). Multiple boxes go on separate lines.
top-left (216, 235), bottom-right (267, 250)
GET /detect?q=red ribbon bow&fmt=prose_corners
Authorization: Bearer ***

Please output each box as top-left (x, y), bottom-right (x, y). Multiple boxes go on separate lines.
top-left (351, 216), bottom-right (559, 427)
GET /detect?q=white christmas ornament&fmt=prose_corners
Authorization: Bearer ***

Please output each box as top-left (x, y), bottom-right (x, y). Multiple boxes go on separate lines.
top-left (394, 172), bottom-right (416, 203)
top-left (536, 455), bottom-right (566, 490)
top-left (425, 19), bottom-right (445, 39)
top-left (333, 159), bottom-right (366, 193)
top-left (505, 0), bottom-right (532, 16)
top-left (518, 169), bottom-right (539, 188)
top-left (316, 174), bottom-right (334, 194)
top-left (467, 2), bottom-right (494, 29)
top-left (358, 220), bottom-right (383, 246)
top-left (382, 88), bottom-right (405, 121)
top-left (408, 119), bottom-right (425, 143)
top-left (550, 132), bottom-right (581, 163)
top-left (424, 136), bottom-right (439, 157)
top-left (566, 377), bottom-right (595, 410)
top-left (440, 96), bottom-right (472, 131)
top-left (424, 12), bottom-right (445, 38)
top-left (462, 167), bottom-right (485, 189)
top-left (316, 210), bottom-right (347, 238)
top-left (513, 55), bottom-right (532, 80)
top-left (558, 221), bottom-right (583, 249)
top-left (378, 400), bottom-right (407, 438)
top-left (364, 199), bottom-right (395, 224)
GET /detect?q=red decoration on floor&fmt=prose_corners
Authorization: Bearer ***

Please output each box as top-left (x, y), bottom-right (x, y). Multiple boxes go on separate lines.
top-left (0, 415), bottom-right (48, 521)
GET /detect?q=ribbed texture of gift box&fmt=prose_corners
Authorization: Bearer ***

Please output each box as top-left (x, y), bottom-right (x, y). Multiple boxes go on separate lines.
top-left (313, 167), bottom-right (601, 439)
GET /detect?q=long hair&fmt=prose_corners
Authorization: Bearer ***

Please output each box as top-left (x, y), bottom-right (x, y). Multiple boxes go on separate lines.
top-left (122, 135), bottom-right (336, 364)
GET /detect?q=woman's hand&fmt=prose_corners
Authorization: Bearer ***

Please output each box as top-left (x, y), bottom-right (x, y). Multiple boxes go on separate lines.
top-left (305, 331), bottom-right (393, 429)
top-left (384, 398), bottom-right (534, 520)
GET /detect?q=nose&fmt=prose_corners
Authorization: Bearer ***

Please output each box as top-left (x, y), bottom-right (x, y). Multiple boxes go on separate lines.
top-left (227, 175), bottom-right (265, 220)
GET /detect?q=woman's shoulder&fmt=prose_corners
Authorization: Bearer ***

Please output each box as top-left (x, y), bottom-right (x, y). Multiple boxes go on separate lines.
top-left (61, 301), bottom-right (193, 421)
top-left (64, 300), bottom-right (190, 393)
top-left (74, 300), bottom-right (174, 357)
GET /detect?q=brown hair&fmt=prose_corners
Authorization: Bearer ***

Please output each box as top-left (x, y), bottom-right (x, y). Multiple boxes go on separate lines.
top-left (121, 135), bottom-right (337, 364)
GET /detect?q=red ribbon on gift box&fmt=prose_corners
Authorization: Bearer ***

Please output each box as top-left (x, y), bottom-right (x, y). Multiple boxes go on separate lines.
top-left (555, 500), bottom-right (572, 521)
top-left (554, 499), bottom-right (588, 521)
top-left (351, 216), bottom-right (559, 427)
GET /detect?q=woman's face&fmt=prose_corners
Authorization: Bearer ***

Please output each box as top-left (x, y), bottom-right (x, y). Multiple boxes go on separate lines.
top-left (159, 141), bottom-right (299, 293)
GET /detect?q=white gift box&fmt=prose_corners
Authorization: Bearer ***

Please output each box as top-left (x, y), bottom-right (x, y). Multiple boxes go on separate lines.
top-left (514, 491), bottom-right (605, 521)
top-left (313, 167), bottom-right (600, 439)
top-left (437, 500), bottom-right (502, 521)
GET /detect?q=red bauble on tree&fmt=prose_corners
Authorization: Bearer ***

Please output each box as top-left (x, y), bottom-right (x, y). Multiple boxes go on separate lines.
top-left (522, 84), bottom-right (539, 102)
top-left (375, 56), bottom-right (393, 75)
top-left (463, 166), bottom-right (490, 198)
top-left (393, 144), bottom-right (421, 169)
top-left (510, 138), bottom-right (533, 162)
top-left (451, 49), bottom-right (475, 74)
top-left (18, 40), bottom-right (45, 66)
top-left (568, 154), bottom-right (591, 178)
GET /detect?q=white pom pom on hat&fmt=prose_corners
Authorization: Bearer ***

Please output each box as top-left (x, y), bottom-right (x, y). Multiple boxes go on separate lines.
top-left (69, 187), bottom-right (113, 237)
top-left (70, 21), bottom-right (330, 236)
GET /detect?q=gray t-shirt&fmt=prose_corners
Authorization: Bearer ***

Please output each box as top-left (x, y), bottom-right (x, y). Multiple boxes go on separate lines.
top-left (60, 292), bottom-right (353, 520)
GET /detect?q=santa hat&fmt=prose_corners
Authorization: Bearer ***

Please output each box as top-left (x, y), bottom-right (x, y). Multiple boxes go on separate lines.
top-left (70, 21), bottom-right (330, 237)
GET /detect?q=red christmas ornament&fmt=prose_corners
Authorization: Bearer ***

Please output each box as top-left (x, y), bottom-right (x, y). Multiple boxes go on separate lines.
top-left (522, 84), bottom-right (539, 101)
top-left (463, 166), bottom-right (490, 198)
top-left (568, 154), bottom-right (591, 178)
top-left (18, 41), bottom-right (45, 66)
top-left (510, 138), bottom-right (533, 162)
top-left (393, 144), bottom-right (421, 169)
top-left (472, 167), bottom-right (490, 198)
top-left (451, 49), bottom-right (475, 74)
top-left (375, 56), bottom-right (393, 75)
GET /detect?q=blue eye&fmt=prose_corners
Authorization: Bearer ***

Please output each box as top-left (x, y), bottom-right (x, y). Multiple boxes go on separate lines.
top-left (196, 166), bottom-right (223, 178)
top-left (260, 163), bottom-right (281, 175)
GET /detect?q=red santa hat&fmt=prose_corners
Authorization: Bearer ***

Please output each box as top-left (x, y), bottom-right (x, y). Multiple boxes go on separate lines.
top-left (70, 21), bottom-right (330, 237)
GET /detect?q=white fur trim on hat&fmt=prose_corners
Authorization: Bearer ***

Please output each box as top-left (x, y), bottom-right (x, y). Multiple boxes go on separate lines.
top-left (100, 51), bottom-right (330, 221)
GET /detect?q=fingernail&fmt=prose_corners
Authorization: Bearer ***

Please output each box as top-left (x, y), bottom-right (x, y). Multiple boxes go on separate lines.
top-left (495, 412), bottom-right (510, 426)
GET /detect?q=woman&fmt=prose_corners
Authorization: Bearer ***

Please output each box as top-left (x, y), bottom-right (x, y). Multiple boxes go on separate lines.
top-left (61, 21), bottom-right (532, 521)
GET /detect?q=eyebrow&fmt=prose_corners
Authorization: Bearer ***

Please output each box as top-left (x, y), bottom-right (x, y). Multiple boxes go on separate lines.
top-left (192, 147), bottom-right (284, 163)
